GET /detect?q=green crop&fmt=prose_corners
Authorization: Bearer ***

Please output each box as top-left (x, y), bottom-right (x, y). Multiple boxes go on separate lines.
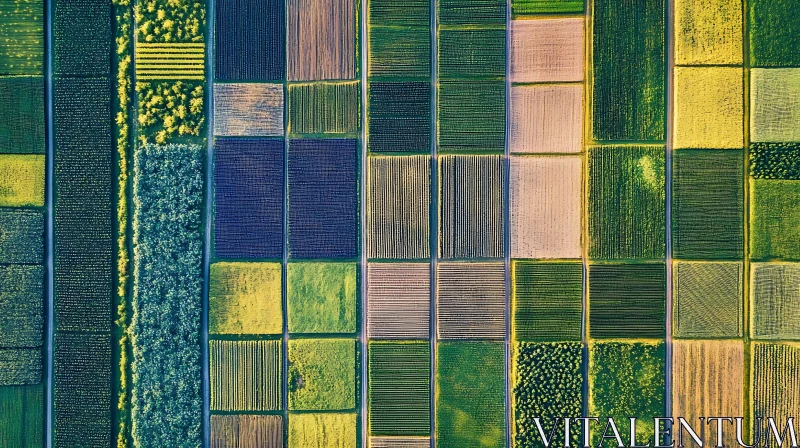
top-left (288, 338), bottom-right (357, 411)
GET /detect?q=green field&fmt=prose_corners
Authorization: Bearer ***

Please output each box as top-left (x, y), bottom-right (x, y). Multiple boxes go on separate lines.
top-left (589, 263), bottom-right (666, 339)
top-left (0, 384), bottom-right (43, 447)
top-left (288, 338), bottom-right (357, 411)
top-left (287, 263), bottom-right (357, 334)
top-left (750, 179), bottom-right (800, 260)
top-left (513, 261), bottom-right (582, 342)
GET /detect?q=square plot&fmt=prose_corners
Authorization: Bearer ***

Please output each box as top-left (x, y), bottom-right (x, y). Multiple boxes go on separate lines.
top-left (439, 155), bottom-right (504, 259)
top-left (215, 0), bottom-right (285, 81)
top-left (369, 27), bottom-right (431, 79)
top-left (672, 341), bottom-right (743, 448)
top-left (674, 0), bottom-right (742, 65)
top-left (588, 146), bottom-right (666, 260)
top-left (589, 263), bottom-right (666, 339)
top-left (439, 0), bottom-right (505, 25)
top-left (214, 84), bottom-right (284, 136)
top-left (749, 0), bottom-right (800, 67)
top-left (210, 340), bottom-right (282, 411)
top-left (368, 0), bottom-right (430, 27)
top-left (589, 342), bottom-right (665, 445)
top-left (673, 67), bottom-right (743, 149)
top-left (751, 143), bottom-right (800, 180)
top-left (367, 155), bottom-right (431, 259)
top-left (0, 0), bottom-right (43, 75)
top-left (0, 265), bottom-right (43, 348)
top-left (367, 263), bottom-right (431, 340)
top-left (752, 343), bottom-right (800, 430)
top-left (0, 348), bottom-right (41, 385)
top-left (510, 156), bottom-right (581, 259)
top-left (0, 154), bottom-right (44, 207)
top-left (368, 81), bottom-right (431, 153)
top-left (513, 262), bottom-right (582, 342)
top-left (438, 29), bottom-right (506, 80)
top-left (53, 0), bottom-right (110, 76)
top-left (437, 262), bottom-right (505, 340)
top-left (0, 76), bottom-right (44, 153)
top-left (513, 342), bottom-right (583, 448)
top-left (0, 385), bottom-right (43, 447)
top-left (211, 415), bottom-right (283, 448)
top-left (512, 0), bottom-right (584, 15)
top-left (289, 413), bottom-right (357, 448)
top-left (592, 0), bottom-right (665, 142)
top-left (436, 342), bottom-right (505, 448)
top-left (288, 338), bottom-right (356, 411)
top-left (214, 138), bottom-right (284, 259)
top-left (674, 262), bottom-right (743, 338)
top-left (751, 68), bottom-right (800, 143)
top-left (287, 0), bottom-right (356, 81)
top-left (209, 262), bottom-right (283, 335)
top-left (672, 150), bottom-right (744, 259)
top-left (287, 262), bottom-right (357, 334)
top-left (288, 82), bottom-right (360, 135)
top-left (0, 209), bottom-right (43, 264)
top-left (751, 179), bottom-right (800, 260)
top-left (288, 139), bottom-right (358, 259)
top-left (368, 342), bottom-right (431, 436)
top-left (510, 84), bottom-right (582, 154)
top-left (752, 263), bottom-right (800, 340)
top-left (438, 80), bottom-right (505, 152)
top-left (510, 18), bottom-right (584, 83)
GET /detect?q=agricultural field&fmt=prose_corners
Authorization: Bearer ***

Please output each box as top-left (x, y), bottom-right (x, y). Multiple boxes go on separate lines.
top-left (513, 261), bottom-right (582, 342)
top-left (436, 262), bottom-right (505, 340)
top-left (287, 262), bottom-right (357, 334)
top-left (366, 263), bottom-right (431, 340)
top-left (589, 264), bottom-right (666, 339)
top-left (673, 262), bottom-right (743, 338)
top-left (211, 415), bottom-right (284, 448)
top-left (210, 340), bottom-right (282, 411)
top-left (288, 338), bottom-right (356, 411)
top-left (209, 262), bottom-right (283, 335)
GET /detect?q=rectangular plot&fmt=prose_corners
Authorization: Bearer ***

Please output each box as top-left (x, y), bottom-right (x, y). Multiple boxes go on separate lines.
top-left (588, 146), bottom-right (666, 260)
top-left (672, 149), bottom-right (744, 259)
top-left (672, 340), bottom-right (743, 448)
top-left (513, 262), bottom-right (582, 342)
top-left (0, 0), bottom-right (43, 75)
top-left (752, 263), bottom-right (800, 340)
top-left (368, 342), bottom-right (431, 436)
top-left (674, 262), bottom-right (743, 338)
top-left (54, 332), bottom-right (111, 448)
top-left (0, 265), bottom-right (43, 347)
top-left (750, 179), bottom-right (800, 261)
top-left (287, 338), bottom-right (356, 411)
top-left (53, 0), bottom-right (111, 76)
top-left (288, 139), bottom-right (358, 259)
top-left (749, 0), bottom-right (800, 67)
top-left (0, 209), bottom-right (43, 264)
top-left (367, 263), bottom-right (430, 340)
top-left (214, 83), bottom-right (284, 136)
top-left (589, 263), bottom-right (666, 339)
top-left (287, 262), bottom-right (357, 334)
top-left (513, 342), bottom-right (582, 448)
top-left (510, 18), bottom-right (584, 83)
top-left (752, 343), bottom-right (800, 436)
top-left (211, 415), bottom-right (283, 448)
top-left (438, 0), bottom-right (505, 25)
top-left (131, 143), bottom-right (203, 446)
top-left (0, 76), bottom-right (44, 153)
top-left (436, 342), bottom-right (505, 448)
top-left (0, 384), bottom-right (43, 447)
top-left (370, 437), bottom-right (431, 448)
top-left (673, 67), bottom-right (743, 149)
top-left (54, 77), bottom-right (113, 333)
top-left (215, 0), bottom-right (285, 81)
top-left (512, 0), bottom-right (584, 15)
top-left (0, 348), bottom-right (41, 385)
top-left (439, 155), bottom-right (504, 259)
top-left (510, 156), bottom-right (581, 259)
top-left (367, 155), bottom-right (431, 259)
top-left (438, 80), bottom-right (505, 152)
top-left (674, 0), bottom-right (742, 65)
top-left (368, 81), bottom-right (431, 153)
top-left (751, 68), bottom-right (800, 143)
top-left (289, 82), bottom-right (360, 135)
top-left (437, 262), bottom-right (505, 340)
top-left (210, 340), bottom-right (282, 411)
top-left (135, 43), bottom-right (205, 80)
top-left (589, 342), bottom-right (665, 445)
top-left (289, 413), bottom-right (357, 447)
top-left (0, 154), bottom-right (45, 207)
top-left (287, 0), bottom-right (356, 81)
top-left (438, 29), bottom-right (506, 80)
top-left (214, 138), bottom-right (284, 259)
top-left (369, 27), bottom-right (431, 79)
top-left (509, 84), bottom-right (583, 154)
top-left (592, 0), bottom-right (665, 141)
top-left (209, 262), bottom-right (283, 335)
top-left (751, 143), bottom-right (800, 180)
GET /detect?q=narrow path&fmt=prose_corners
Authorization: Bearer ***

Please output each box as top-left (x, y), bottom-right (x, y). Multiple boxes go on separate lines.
top-left (44, 0), bottom-right (55, 442)
top-left (202, 0), bottom-right (215, 443)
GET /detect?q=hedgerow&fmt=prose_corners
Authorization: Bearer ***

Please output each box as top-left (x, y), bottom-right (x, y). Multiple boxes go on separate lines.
top-left (131, 143), bottom-right (203, 447)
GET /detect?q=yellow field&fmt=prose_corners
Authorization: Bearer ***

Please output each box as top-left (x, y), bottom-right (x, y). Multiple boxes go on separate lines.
top-left (0, 154), bottom-right (44, 207)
